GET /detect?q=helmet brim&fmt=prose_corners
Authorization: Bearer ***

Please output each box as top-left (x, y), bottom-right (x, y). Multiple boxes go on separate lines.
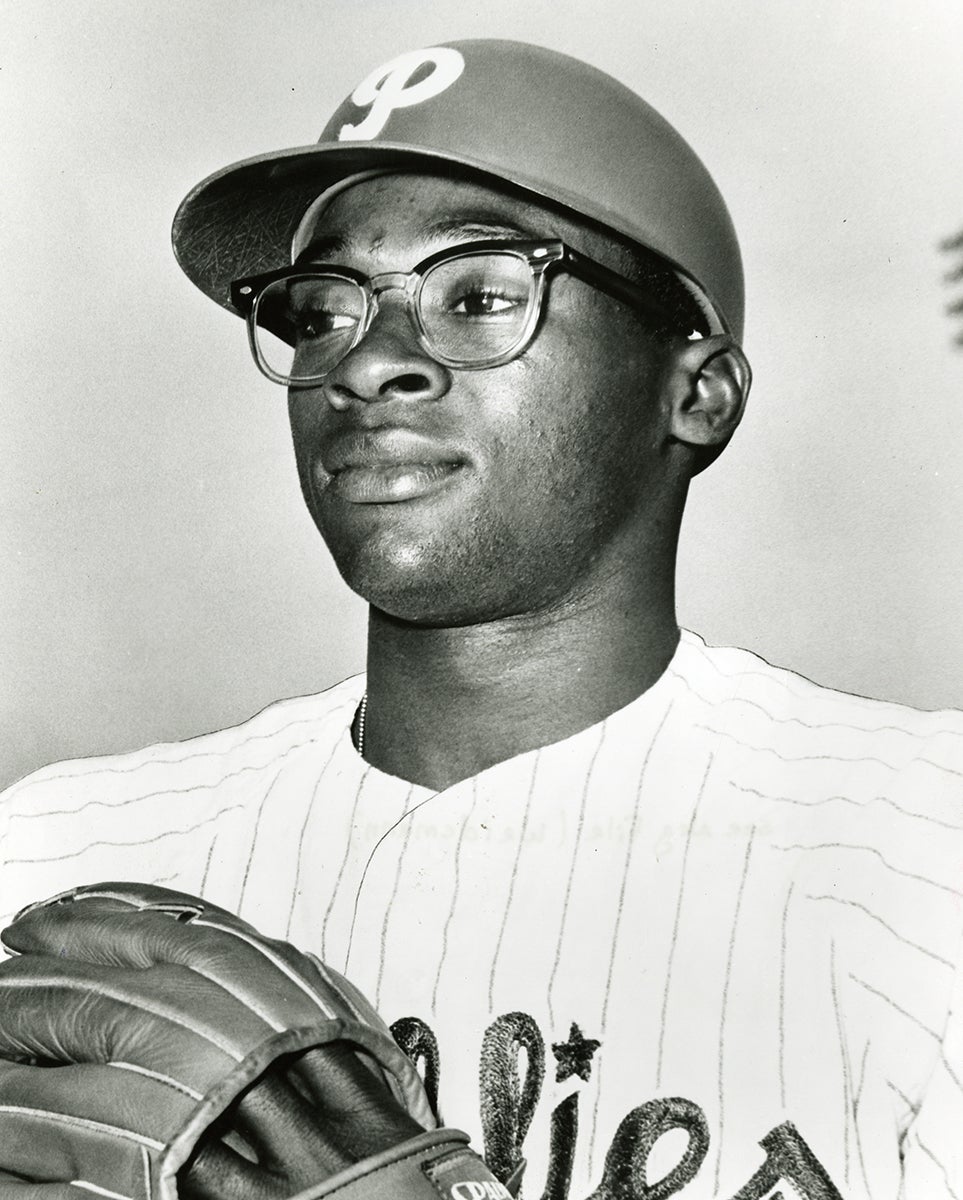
top-left (172, 140), bottom-right (729, 335)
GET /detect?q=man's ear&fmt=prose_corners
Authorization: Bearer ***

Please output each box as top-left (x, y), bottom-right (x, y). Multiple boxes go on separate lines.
top-left (663, 336), bottom-right (752, 473)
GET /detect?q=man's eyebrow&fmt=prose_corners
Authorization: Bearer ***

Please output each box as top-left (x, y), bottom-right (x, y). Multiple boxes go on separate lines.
top-left (294, 214), bottom-right (542, 265)
top-left (294, 232), bottom-right (349, 263)
top-left (420, 215), bottom-right (540, 242)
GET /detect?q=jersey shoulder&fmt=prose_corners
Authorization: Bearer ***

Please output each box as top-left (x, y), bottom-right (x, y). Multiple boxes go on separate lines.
top-left (0, 676), bottom-right (366, 925)
top-left (677, 632), bottom-right (963, 960)
top-left (679, 630), bottom-right (963, 773)
top-left (676, 630), bottom-right (963, 843)
top-left (0, 674), bottom-right (365, 818)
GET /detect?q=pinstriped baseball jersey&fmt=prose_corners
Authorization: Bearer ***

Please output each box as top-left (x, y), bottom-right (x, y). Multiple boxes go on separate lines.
top-left (2, 629), bottom-right (962, 1199)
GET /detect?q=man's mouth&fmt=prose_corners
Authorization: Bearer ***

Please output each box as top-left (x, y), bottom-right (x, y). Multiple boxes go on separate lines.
top-left (326, 459), bottom-right (464, 503)
top-left (320, 429), bottom-right (467, 504)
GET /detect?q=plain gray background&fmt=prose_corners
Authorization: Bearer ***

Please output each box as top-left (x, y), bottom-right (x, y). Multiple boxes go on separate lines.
top-left (2, 0), bottom-right (962, 790)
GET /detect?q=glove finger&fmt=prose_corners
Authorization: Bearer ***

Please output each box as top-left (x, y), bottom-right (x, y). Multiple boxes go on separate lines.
top-left (0, 1058), bottom-right (336, 1197)
top-left (3, 899), bottom-right (204, 967)
top-left (6, 886), bottom-right (406, 1066)
top-left (0, 955), bottom-right (258, 1086)
top-left (12, 883), bottom-right (203, 924)
top-left (0, 1059), bottom-right (182, 1196)
top-left (3, 896), bottom-right (361, 1034)
top-left (10, 884), bottom-right (394, 1031)
top-left (10, 884), bottom-right (317, 979)
top-left (14, 882), bottom-right (258, 935)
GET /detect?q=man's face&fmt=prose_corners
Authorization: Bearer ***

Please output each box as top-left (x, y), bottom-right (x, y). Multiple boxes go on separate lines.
top-left (288, 172), bottom-right (678, 625)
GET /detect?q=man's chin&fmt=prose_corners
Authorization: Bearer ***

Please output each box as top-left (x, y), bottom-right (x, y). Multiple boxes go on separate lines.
top-left (313, 502), bottom-right (535, 627)
top-left (323, 544), bottom-right (508, 628)
top-left (319, 532), bottom-right (457, 625)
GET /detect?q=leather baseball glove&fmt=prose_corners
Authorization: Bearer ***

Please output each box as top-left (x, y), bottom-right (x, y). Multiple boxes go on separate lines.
top-left (0, 882), bottom-right (507, 1200)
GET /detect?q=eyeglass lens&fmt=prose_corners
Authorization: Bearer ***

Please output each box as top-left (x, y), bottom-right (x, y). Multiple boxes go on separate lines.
top-left (252, 251), bottom-right (538, 381)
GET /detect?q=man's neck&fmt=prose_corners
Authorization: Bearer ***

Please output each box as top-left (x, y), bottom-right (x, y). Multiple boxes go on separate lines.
top-left (360, 572), bottom-right (679, 791)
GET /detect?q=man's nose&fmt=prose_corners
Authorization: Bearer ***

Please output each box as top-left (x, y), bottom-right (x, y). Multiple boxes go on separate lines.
top-left (322, 292), bottom-right (451, 409)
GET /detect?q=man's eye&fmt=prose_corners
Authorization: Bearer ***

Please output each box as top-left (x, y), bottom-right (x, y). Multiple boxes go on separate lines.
top-left (449, 289), bottom-right (519, 317)
top-left (290, 308), bottom-right (357, 339)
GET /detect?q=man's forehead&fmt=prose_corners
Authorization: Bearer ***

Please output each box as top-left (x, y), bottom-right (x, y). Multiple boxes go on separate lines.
top-left (294, 170), bottom-right (574, 262)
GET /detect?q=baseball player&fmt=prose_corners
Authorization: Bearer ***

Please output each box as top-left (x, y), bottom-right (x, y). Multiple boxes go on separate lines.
top-left (1, 38), bottom-right (962, 1200)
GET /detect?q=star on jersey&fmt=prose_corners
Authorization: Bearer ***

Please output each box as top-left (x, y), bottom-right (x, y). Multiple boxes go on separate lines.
top-left (552, 1023), bottom-right (601, 1082)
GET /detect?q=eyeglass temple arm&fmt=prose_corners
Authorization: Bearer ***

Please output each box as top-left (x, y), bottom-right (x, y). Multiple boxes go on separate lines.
top-left (560, 246), bottom-right (688, 329)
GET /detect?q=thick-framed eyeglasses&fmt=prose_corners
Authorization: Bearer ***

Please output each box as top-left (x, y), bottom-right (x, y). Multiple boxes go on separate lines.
top-left (230, 239), bottom-right (687, 386)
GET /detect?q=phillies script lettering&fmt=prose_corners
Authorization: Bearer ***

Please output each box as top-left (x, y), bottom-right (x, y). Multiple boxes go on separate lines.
top-left (391, 1013), bottom-right (844, 1200)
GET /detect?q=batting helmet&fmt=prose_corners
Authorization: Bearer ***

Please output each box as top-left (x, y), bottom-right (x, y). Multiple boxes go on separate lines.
top-left (172, 39), bottom-right (744, 339)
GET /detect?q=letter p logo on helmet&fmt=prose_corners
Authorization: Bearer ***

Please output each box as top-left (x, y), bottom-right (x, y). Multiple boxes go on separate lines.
top-left (338, 47), bottom-right (466, 141)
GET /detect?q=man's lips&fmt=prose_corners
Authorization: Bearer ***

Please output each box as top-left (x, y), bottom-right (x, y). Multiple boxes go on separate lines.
top-left (326, 460), bottom-right (464, 503)
top-left (319, 429), bottom-right (467, 504)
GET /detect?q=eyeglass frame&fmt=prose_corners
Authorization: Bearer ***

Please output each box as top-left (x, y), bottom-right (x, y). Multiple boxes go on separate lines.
top-left (230, 238), bottom-right (697, 386)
